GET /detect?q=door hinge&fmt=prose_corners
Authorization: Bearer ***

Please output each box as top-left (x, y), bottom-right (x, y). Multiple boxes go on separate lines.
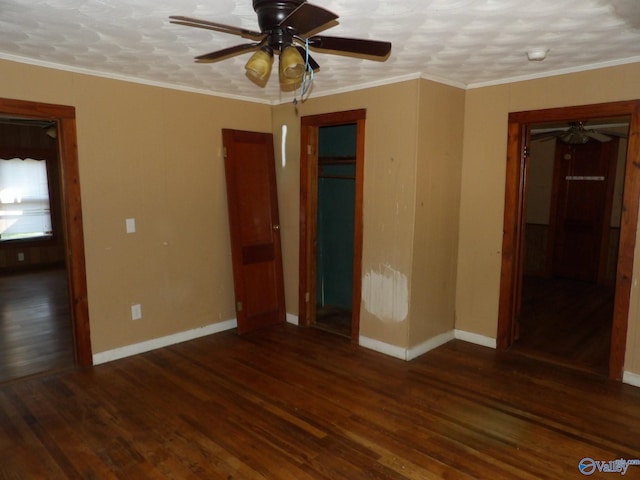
top-left (307, 144), bottom-right (313, 155)
top-left (236, 301), bottom-right (243, 312)
top-left (223, 147), bottom-right (228, 158)
top-left (305, 292), bottom-right (310, 302)
top-left (523, 145), bottom-right (530, 158)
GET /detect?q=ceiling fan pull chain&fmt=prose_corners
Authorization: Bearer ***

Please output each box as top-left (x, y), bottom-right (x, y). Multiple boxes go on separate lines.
top-left (299, 38), bottom-right (314, 101)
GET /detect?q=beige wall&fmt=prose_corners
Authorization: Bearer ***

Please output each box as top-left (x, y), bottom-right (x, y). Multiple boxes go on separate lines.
top-left (409, 80), bottom-right (465, 346)
top-left (456, 62), bottom-right (640, 375)
top-left (271, 105), bottom-right (301, 320)
top-left (526, 139), bottom-right (556, 224)
top-left (273, 81), bottom-right (420, 348)
top-left (273, 78), bottom-right (464, 351)
top-left (0, 59), bottom-right (272, 354)
top-left (3, 54), bottom-right (640, 376)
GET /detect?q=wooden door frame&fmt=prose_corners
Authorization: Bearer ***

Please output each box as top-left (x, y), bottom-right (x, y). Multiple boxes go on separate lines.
top-left (0, 97), bottom-right (92, 366)
top-left (299, 109), bottom-right (365, 342)
top-left (497, 99), bottom-right (640, 380)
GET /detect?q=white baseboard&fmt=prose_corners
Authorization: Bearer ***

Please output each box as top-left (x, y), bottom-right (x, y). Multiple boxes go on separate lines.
top-left (359, 329), bottom-right (497, 362)
top-left (407, 331), bottom-right (455, 360)
top-left (358, 335), bottom-right (408, 360)
top-left (92, 318), bottom-right (237, 365)
top-left (454, 329), bottom-right (497, 349)
top-left (623, 371), bottom-right (640, 388)
top-left (360, 330), bottom-right (456, 361)
top-left (92, 320), bottom-right (639, 387)
top-left (286, 313), bottom-right (299, 325)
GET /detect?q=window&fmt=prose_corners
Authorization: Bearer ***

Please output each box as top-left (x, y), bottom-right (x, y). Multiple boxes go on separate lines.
top-left (0, 158), bottom-right (53, 241)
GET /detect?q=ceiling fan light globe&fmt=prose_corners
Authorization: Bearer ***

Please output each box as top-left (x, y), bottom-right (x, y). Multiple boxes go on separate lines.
top-left (280, 45), bottom-right (306, 79)
top-left (279, 67), bottom-right (302, 90)
top-left (245, 48), bottom-right (274, 82)
top-left (283, 63), bottom-right (305, 79)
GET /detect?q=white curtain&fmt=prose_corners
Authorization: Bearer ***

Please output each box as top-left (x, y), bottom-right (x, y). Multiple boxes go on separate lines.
top-left (0, 158), bottom-right (52, 241)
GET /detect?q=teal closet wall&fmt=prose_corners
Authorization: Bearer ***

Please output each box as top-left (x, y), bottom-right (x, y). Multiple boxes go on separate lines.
top-left (317, 124), bottom-right (356, 311)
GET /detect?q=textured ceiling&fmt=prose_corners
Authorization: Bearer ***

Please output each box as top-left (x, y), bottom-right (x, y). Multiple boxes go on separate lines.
top-left (1, 0), bottom-right (640, 104)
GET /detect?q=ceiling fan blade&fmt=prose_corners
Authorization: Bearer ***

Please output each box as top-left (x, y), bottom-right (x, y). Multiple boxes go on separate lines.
top-left (295, 46), bottom-right (320, 71)
top-left (585, 131), bottom-right (612, 142)
top-left (593, 129), bottom-right (628, 139)
top-left (531, 130), bottom-right (564, 141)
top-left (279, 3), bottom-right (338, 36)
top-left (170, 16), bottom-right (264, 40)
top-left (610, 131), bottom-right (628, 139)
top-left (195, 43), bottom-right (262, 63)
top-left (308, 35), bottom-right (391, 58)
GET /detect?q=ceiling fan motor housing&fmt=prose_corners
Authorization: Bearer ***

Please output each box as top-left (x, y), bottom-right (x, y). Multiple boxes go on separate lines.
top-left (253, 0), bottom-right (305, 31)
top-left (171, 0), bottom-right (391, 87)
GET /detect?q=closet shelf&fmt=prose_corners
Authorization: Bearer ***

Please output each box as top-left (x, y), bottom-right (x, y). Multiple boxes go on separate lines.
top-left (318, 155), bottom-right (356, 165)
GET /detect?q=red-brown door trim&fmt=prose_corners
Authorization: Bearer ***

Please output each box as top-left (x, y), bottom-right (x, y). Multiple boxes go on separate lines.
top-left (299, 109), bottom-right (366, 342)
top-left (0, 97), bottom-right (92, 366)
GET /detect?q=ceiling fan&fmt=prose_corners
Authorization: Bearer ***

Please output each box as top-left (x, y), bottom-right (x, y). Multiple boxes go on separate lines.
top-left (170, 0), bottom-right (392, 91)
top-left (0, 117), bottom-right (57, 138)
top-left (531, 121), bottom-right (628, 145)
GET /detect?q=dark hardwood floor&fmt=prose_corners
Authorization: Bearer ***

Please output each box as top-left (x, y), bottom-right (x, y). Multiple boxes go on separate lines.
top-left (1, 323), bottom-right (639, 479)
top-left (514, 276), bottom-right (613, 374)
top-left (0, 268), bottom-right (74, 383)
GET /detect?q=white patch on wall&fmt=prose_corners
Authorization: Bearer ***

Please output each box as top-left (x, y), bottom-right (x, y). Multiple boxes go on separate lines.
top-left (281, 124), bottom-right (287, 168)
top-left (362, 264), bottom-right (408, 322)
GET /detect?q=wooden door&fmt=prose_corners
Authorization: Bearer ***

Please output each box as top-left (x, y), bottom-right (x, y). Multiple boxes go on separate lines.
top-left (551, 139), bottom-right (618, 282)
top-left (222, 129), bottom-right (285, 334)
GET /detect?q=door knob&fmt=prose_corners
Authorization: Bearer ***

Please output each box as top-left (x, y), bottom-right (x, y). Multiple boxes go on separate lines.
top-left (272, 224), bottom-right (280, 230)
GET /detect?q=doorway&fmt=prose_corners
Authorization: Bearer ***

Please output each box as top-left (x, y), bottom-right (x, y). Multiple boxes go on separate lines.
top-left (299, 109), bottom-right (366, 342)
top-left (515, 123), bottom-right (627, 374)
top-left (315, 124), bottom-right (357, 338)
top-left (0, 97), bottom-right (92, 382)
top-left (497, 100), bottom-right (640, 380)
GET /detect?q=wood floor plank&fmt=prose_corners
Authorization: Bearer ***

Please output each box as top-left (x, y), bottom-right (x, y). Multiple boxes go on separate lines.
top-left (517, 276), bottom-right (613, 373)
top-left (0, 268), bottom-right (74, 383)
top-left (1, 324), bottom-right (640, 479)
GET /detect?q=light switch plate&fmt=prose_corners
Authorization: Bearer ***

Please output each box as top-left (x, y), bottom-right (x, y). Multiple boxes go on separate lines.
top-left (131, 304), bottom-right (142, 320)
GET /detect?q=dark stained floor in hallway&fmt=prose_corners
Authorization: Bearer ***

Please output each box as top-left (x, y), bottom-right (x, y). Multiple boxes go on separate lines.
top-left (0, 268), bottom-right (74, 383)
top-left (513, 275), bottom-right (613, 375)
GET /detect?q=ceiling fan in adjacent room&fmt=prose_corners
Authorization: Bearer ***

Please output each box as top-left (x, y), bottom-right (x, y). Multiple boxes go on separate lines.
top-left (170, 0), bottom-right (391, 92)
top-left (0, 117), bottom-right (58, 138)
top-left (531, 121), bottom-right (629, 144)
